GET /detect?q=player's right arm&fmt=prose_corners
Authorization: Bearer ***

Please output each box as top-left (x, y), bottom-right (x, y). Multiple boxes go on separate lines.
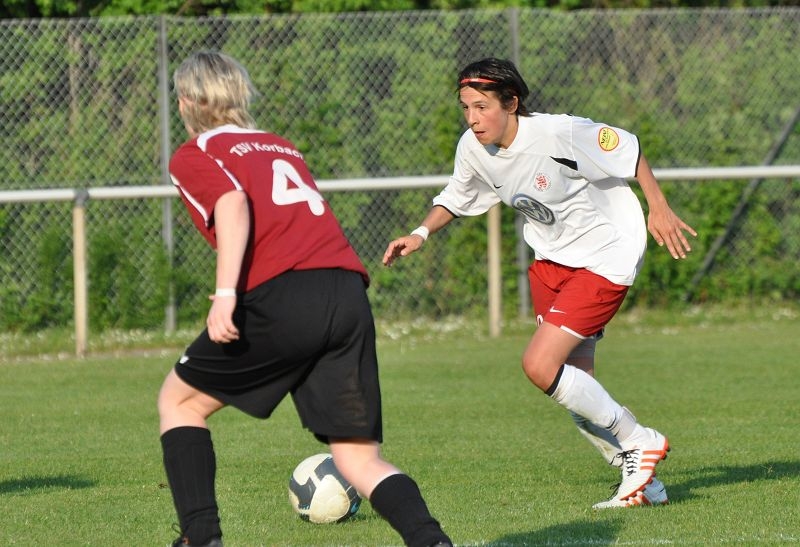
top-left (382, 205), bottom-right (455, 267)
top-left (206, 189), bottom-right (250, 344)
top-left (634, 154), bottom-right (697, 260)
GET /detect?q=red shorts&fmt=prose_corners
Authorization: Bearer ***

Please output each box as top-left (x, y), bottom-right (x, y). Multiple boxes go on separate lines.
top-left (528, 260), bottom-right (629, 339)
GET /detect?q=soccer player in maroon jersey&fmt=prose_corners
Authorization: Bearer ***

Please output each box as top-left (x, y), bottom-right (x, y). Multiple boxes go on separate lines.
top-left (158, 51), bottom-right (452, 547)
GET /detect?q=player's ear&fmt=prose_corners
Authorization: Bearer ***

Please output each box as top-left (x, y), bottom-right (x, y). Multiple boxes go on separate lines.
top-left (507, 96), bottom-right (519, 114)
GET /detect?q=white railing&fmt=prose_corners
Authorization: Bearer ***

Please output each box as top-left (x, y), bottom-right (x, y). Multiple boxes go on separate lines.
top-left (2, 164), bottom-right (799, 356)
top-left (6, 165), bottom-right (799, 203)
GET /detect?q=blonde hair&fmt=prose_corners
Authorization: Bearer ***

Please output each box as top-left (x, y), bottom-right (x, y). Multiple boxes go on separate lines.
top-left (173, 51), bottom-right (257, 134)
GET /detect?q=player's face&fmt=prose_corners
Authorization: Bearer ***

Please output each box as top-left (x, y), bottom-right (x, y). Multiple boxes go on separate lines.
top-left (459, 87), bottom-right (519, 148)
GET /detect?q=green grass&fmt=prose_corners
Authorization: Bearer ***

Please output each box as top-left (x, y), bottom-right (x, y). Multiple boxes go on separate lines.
top-left (1, 304), bottom-right (798, 546)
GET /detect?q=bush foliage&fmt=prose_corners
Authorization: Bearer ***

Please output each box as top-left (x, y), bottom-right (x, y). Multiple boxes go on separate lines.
top-left (0, 9), bottom-right (797, 331)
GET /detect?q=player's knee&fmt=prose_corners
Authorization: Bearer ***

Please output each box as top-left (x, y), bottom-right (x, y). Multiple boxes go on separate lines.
top-left (156, 382), bottom-right (175, 416)
top-left (329, 441), bottom-right (394, 497)
top-left (521, 353), bottom-right (536, 379)
top-left (158, 388), bottom-right (221, 425)
top-left (156, 388), bottom-right (182, 422)
top-left (521, 353), bottom-right (552, 391)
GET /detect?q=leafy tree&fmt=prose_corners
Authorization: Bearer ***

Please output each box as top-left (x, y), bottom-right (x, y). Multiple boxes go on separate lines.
top-left (3, 0), bottom-right (799, 17)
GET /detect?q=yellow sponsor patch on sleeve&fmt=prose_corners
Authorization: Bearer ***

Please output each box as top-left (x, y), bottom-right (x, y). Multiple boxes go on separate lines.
top-left (598, 127), bottom-right (620, 152)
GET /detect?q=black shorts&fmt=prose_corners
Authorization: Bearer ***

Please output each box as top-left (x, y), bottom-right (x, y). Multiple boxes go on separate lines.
top-left (174, 269), bottom-right (382, 443)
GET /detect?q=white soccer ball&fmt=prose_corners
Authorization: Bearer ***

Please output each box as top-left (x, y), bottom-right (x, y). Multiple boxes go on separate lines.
top-left (288, 453), bottom-right (361, 524)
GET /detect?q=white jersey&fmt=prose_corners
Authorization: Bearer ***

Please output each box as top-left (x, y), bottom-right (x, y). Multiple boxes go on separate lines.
top-left (433, 114), bottom-right (647, 286)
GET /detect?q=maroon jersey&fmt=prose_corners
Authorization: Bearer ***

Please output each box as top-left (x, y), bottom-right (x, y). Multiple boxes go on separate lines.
top-left (169, 124), bottom-right (369, 291)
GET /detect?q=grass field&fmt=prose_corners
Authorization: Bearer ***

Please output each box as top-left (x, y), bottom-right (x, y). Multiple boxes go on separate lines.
top-left (1, 304), bottom-right (798, 546)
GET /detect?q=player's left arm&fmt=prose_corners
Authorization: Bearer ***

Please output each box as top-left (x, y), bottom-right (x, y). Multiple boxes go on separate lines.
top-left (635, 154), bottom-right (697, 259)
top-left (207, 189), bottom-right (250, 343)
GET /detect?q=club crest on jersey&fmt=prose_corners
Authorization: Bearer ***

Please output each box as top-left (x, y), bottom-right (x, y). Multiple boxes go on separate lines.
top-left (533, 172), bottom-right (550, 192)
top-left (598, 127), bottom-right (620, 152)
top-left (512, 193), bottom-right (555, 225)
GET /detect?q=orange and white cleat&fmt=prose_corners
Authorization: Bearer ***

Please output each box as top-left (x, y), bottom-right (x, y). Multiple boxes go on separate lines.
top-left (610, 426), bottom-right (670, 502)
top-left (593, 476), bottom-right (669, 509)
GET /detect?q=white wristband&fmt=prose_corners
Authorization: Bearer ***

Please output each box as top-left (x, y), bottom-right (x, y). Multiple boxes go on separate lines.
top-left (410, 226), bottom-right (429, 241)
top-left (215, 288), bottom-right (237, 297)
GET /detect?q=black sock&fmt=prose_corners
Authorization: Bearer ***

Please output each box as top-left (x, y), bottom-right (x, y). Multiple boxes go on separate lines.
top-left (369, 474), bottom-right (451, 547)
top-left (161, 426), bottom-right (221, 545)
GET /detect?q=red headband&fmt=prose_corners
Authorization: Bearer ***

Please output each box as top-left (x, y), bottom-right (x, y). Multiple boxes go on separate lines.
top-left (459, 77), bottom-right (497, 85)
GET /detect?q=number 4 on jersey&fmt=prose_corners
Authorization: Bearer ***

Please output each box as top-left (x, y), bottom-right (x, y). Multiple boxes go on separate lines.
top-left (272, 158), bottom-right (325, 216)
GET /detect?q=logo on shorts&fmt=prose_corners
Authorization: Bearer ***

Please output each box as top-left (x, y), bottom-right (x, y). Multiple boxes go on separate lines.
top-left (512, 193), bottom-right (555, 225)
top-left (598, 127), bottom-right (620, 152)
top-left (533, 172), bottom-right (550, 192)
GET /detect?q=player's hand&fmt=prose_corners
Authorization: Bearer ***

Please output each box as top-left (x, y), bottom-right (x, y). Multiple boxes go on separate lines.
top-left (206, 294), bottom-right (239, 343)
top-left (647, 206), bottom-right (697, 259)
top-left (382, 235), bottom-right (425, 267)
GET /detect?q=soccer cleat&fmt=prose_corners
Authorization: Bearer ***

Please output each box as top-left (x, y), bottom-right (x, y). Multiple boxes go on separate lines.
top-left (613, 426), bottom-right (670, 501)
top-left (170, 535), bottom-right (222, 547)
top-left (592, 476), bottom-right (669, 509)
top-left (643, 477), bottom-right (669, 505)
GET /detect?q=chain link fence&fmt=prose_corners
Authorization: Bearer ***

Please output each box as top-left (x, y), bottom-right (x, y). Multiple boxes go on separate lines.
top-left (1, 8), bottom-right (798, 335)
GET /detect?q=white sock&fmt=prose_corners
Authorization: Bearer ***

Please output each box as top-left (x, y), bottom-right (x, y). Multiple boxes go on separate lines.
top-left (570, 411), bottom-right (622, 466)
top-left (550, 365), bottom-right (636, 440)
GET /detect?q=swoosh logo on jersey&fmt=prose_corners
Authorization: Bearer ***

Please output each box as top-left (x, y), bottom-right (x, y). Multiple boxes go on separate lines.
top-left (492, 183), bottom-right (503, 188)
top-left (549, 306), bottom-right (567, 314)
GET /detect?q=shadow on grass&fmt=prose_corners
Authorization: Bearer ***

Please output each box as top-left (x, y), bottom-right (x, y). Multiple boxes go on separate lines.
top-left (486, 518), bottom-right (623, 546)
top-left (670, 459), bottom-right (800, 503)
top-left (479, 461), bottom-right (800, 545)
top-left (0, 474), bottom-right (96, 495)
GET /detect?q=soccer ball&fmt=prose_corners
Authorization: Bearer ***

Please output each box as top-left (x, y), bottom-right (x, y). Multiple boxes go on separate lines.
top-left (288, 453), bottom-right (361, 524)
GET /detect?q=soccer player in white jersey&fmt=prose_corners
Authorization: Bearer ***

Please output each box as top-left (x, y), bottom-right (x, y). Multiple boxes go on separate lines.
top-left (383, 57), bottom-right (696, 509)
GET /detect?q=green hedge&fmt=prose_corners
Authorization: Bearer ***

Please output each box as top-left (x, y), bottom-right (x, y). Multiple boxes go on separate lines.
top-left (0, 10), bottom-right (797, 332)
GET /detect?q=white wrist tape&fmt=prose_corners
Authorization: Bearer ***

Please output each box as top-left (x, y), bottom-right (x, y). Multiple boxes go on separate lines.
top-left (410, 226), bottom-right (429, 241)
top-left (215, 288), bottom-right (237, 297)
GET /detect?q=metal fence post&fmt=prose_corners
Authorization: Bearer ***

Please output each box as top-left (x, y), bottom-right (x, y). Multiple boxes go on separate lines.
top-left (158, 15), bottom-right (177, 333)
top-left (73, 190), bottom-right (90, 357)
top-left (507, 6), bottom-right (531, 320)
top-left (488, 204), bottom-right (502, 337)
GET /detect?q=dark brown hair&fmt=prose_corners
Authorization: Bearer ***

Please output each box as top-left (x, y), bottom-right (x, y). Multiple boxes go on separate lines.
top-left (458, 57), bottom-right (531, 116)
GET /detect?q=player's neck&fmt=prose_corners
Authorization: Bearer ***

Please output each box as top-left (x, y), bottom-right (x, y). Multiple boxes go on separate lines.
top-left (496, 115), bottom-right (519, 149)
